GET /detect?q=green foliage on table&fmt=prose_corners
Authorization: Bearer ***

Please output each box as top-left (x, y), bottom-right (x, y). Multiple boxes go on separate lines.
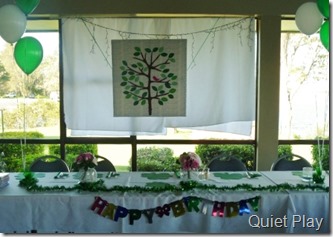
top-left (0, 131), bottom-right (45, 171)
top-left (312, 141), bottom-right (329, 170)
top-left (134, 146), bottom-right (178, 171)
top-left (18, 172), bottom-right (329, 193)
top-left (49, 144), bottom-right (98, 170)
top-left (312, 166), bottom-right (325, 184)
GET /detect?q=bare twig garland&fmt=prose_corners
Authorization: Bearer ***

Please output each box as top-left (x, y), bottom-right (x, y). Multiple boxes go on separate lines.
top-left (64, 17), bottom-right (255, 70)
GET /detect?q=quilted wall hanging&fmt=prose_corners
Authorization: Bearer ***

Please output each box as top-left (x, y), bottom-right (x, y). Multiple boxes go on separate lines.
top-left (112, 39), bottom-right (186, 117)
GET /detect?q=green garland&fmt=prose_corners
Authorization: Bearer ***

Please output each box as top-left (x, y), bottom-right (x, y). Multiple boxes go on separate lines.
top-left (18, 172), bottom-right (329, 193)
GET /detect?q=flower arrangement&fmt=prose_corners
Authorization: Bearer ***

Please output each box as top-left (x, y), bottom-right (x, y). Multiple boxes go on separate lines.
top-left (75, 152), bottom-right (98, 171)
top-left (179, 152), bottom-right (202, 179)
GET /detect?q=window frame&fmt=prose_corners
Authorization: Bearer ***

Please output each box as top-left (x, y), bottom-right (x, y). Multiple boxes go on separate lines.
top-left (0, 16), bottom-right (329, 172)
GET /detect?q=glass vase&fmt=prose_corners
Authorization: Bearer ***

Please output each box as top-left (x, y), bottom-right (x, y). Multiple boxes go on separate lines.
top-left (0, 160), bottom-right (7, 173)
top-left (80, 167), bottom-right (97, 183)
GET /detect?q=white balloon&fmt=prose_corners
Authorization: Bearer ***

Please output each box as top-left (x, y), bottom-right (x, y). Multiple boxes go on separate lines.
top-left (0, 4), bottom-right (27, 44)
top-left (295, 2), bottom-right (324, 35)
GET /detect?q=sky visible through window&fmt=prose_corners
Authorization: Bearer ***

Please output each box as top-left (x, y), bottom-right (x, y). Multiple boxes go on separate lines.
top-left (0, 32), bottom-right (58, 56)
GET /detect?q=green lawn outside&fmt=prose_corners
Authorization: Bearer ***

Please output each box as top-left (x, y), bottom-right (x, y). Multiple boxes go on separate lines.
top-left (115, 166), bottom-right (130, 172)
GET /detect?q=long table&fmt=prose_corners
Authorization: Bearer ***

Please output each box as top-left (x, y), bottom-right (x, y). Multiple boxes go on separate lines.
top-left (0, 171), bottom-right (330, 234)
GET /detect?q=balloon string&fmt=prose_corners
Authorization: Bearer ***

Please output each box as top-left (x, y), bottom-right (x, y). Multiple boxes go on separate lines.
top-left (315, 91), bottom-right (328, 171)
top-left (319, 92), bottom-right (329, 171)
top-left (315, 96), bottom-right (321, 168)
top-left (21, 74), bottom-right (28, 171)
top-left (12, 47), bottom-right (25, 169)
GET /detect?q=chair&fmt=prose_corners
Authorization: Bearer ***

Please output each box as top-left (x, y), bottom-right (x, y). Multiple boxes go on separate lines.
top-left (30, 155), bottom-right (70, 172)
top-left (270, 154), bottom-right (312, 171)
top-left (95, 155), bottom-right (116, 172)
top-left (207, 154), bottom-right (247, 171)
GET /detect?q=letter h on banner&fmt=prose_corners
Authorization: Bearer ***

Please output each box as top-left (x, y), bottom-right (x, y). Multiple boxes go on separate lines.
top-left (212, 201), bottom-right (225, 217)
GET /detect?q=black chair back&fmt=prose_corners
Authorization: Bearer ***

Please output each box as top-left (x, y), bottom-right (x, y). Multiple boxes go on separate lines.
top-left (207, 154), bottom-right (247, 171)
top-left (270, 154), bottom-right (312, 171)
top-left (95, 155), bottom-right (116, 172)
top-left (30, 155), bottom-right (70, 172)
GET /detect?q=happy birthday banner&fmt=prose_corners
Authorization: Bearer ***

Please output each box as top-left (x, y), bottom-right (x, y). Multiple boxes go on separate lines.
top-left (90, 195), bottom-right (260, 225)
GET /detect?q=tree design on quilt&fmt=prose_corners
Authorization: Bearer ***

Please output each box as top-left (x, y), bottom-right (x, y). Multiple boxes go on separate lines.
top-left (119, 46), bottom-right (178, 116)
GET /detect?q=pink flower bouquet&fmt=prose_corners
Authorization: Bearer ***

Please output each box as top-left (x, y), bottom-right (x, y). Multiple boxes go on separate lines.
top-left (75, 152), bottom-right (98, 171)
top-left (179, 152), bottom-right (202, 171)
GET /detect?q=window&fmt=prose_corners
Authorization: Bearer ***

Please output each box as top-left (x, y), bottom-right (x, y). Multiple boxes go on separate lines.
top-left (62, 17), bottom-right (258, 171)
top-left (0, 21), bottom-right (60, 139)
top-left (279, 19), bottom-right (329, 167)
top-left (0, 20), bottom-right (60, 172)
top-left (0, 17), bottom-right (260, 172)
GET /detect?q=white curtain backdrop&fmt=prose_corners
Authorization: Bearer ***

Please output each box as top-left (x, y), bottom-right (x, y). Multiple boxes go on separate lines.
top-left (61, 17), bottom-right (256, 136)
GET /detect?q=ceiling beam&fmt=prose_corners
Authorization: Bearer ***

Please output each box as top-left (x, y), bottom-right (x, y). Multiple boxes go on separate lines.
top-left (0, 0), bottom-right (310, 18)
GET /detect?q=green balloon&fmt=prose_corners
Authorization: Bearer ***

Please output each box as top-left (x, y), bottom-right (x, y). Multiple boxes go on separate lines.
top-left (320, 21), bottom-right (329, 51)
top-left (16, 0), bottom-right (40, 15)
top-left (14, 36), bottom-right (43, 75)
top-left (317, 0), bottom-right (330, 19)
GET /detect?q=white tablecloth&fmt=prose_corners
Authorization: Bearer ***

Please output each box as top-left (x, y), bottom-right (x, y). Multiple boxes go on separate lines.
top-left (0, 171), bottom-right (330, 234)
